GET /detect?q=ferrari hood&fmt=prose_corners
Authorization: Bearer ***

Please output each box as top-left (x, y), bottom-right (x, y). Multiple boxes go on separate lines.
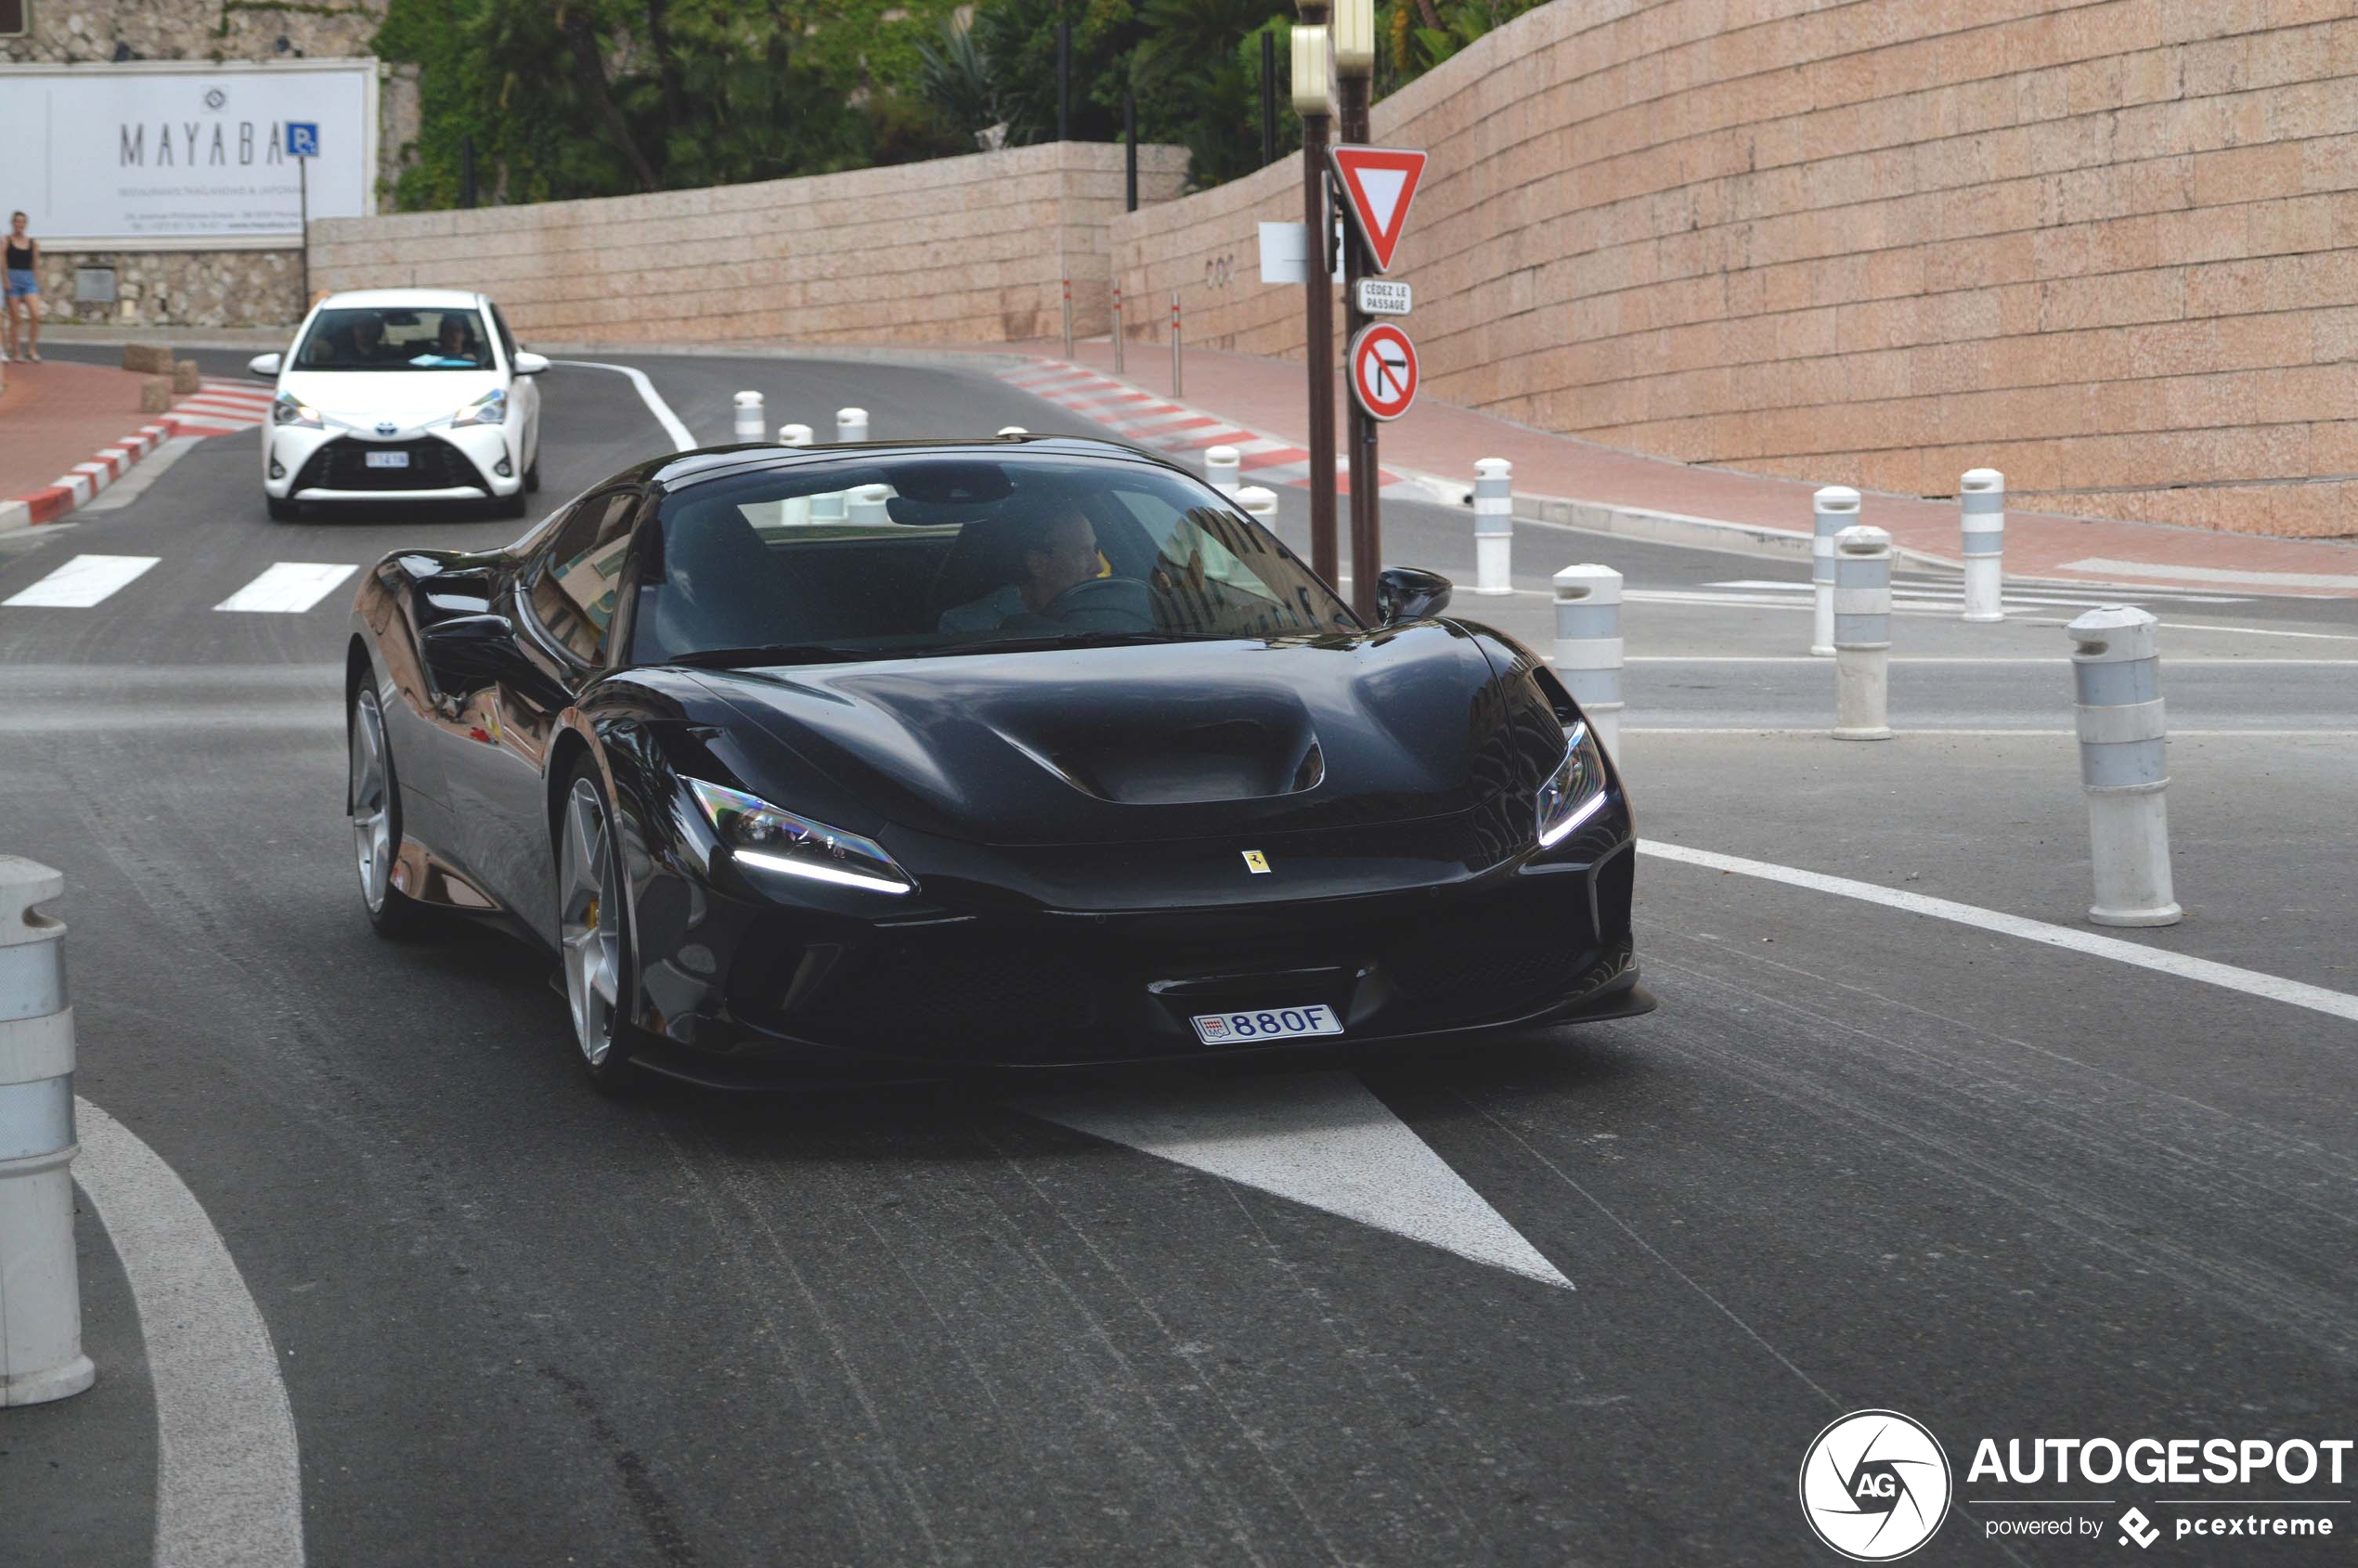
top-left (694, 624), bottom-right (1542, 848)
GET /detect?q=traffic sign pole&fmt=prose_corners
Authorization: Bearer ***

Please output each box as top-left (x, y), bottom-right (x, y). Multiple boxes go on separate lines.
top-left (1337, 80), bottom-right (1378, 622)
top-left (297, 153), bottom-right (310, 309)
top-left (1295, 7), bottom-right (1340, 590)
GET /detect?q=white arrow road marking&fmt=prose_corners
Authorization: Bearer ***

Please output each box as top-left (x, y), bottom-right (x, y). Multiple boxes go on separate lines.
top-left (4, 554), bottom-right (162, 607)
top-left (214, 563), bottom-right (358, 614)
top-left (1022, 1069), bottom-right (1572, 1289)
top-left (74, 1098), bottom-right (305, 1568)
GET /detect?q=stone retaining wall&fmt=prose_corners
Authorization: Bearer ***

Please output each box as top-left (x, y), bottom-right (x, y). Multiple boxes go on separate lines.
top-left (310, 143), bottom-right (1191, 346)
top-left (1115, 0), bottom-right (2358, 538)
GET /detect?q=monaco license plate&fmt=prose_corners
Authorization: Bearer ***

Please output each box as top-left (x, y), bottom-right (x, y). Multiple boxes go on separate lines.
top-left (1191, 1004), bottom-right (1344, 1046)
top-left (364, 449), bottom-right (410, 469)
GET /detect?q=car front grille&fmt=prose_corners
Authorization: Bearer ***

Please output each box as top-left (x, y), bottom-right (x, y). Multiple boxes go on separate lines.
top-left (292, 436), bottom-right (486, 493)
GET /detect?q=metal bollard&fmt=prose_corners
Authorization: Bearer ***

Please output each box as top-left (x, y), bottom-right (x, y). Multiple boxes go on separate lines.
top-left (1236, 485), bottom-right (1278, 519)
top-left (1473, 458), bottom-right (1513, 595)
top-left (776, 422), bottom-right (812, 447)
top-left (847, 484), bottom-right (892, 525)
top-left (1811, 486), bottom-right (1858, 657)
top-left (2067, 605), bottom-right (2181, 927)
top-left (1551, 564), bottom-right (1623, 758)
top-left (836, 407), bottom-right (868, 445)
top-left (1061, 276), bottom-right (1073, 359)
top-left (1831, 525), bottom-right (1892, 740)
top-left (1112, 283), bottom-right (1125, 375)
top-left (1960, 467), bottom-right (2005, 623)
top-left (0, 856), bottom-right (95, 1406)
top-left (1171, 292), bottom-right (1183, 397)
top-left (997, 425), bottom-right (1028, 436)
top-left (732, 390), bottom-right (765, 442)
top-left (1205, 445), bottom-right (1242, 497)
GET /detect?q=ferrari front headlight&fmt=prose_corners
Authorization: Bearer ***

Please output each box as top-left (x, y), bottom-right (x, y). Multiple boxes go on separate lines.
top-left (685, 778), bottom-right (914, 895)
top-left (1535, 720), bottom-right (1610, 849)
top-left (451, 388), bottom-right (507, 428)
top-left (272, 393), bottom-right (323, 428)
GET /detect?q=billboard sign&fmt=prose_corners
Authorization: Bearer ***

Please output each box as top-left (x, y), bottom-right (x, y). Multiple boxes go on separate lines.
top-left (0, 60), bottom-right (377, 247)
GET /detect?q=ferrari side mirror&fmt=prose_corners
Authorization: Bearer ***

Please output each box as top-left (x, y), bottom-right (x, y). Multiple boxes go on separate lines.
top-left (247, 352), bottom-right (283, 378)
top-left (1377, 566), bottom-right (1453, 624)
top-left (421, 612), bottom-right (521, 690)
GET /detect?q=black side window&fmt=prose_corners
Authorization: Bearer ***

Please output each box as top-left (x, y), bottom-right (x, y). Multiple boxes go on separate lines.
top-left (525, 490), bottom-right (639, 666)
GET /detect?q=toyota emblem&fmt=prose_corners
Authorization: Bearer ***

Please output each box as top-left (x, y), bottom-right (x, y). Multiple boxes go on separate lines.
top-left (376, 422), bottom-right (398, 436)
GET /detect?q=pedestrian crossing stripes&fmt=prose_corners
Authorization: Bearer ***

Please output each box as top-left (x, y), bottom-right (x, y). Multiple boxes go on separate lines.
top-left (1698, 577), bottom-right (2258, 610)
top-left (167, 380), bottom-right (276, 435)
top-left (998, 357), bottom-right (1423, 499)
top-left (4, 554), bottom-right (356, 615)
top-left (214, 563), bottom-right (358, 615)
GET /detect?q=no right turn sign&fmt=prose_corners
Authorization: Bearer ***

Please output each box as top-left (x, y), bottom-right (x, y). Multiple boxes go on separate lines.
top-left (1349, 322), bottom-right (1419, 421)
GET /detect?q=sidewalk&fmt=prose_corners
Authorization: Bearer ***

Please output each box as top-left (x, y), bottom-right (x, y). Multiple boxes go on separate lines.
top-left (0, 360), bottom-right (264, 529)
top-left (987, 339), bottom-right (2358, 596)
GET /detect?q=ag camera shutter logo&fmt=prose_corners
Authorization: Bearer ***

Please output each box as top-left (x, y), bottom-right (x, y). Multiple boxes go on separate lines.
top-left (1799, 1409), bottom-right (1952, 1561)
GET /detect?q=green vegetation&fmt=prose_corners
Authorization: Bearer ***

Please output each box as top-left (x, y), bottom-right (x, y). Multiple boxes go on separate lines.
top-left (375, 0), bottom-right (1545, 210)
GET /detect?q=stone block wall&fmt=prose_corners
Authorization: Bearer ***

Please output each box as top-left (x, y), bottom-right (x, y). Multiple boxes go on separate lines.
top-left (1116, 0), bottom-right (2358, 538)
top-left (310, 143), bottom-right (1192, 346)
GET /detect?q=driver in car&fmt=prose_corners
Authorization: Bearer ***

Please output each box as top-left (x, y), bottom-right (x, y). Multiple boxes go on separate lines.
top-left (939, 508), bottom-right (1107, 633)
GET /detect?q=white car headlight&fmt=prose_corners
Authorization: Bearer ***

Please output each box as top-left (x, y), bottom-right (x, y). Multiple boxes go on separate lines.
top-left (686, 779), bottom-right (914, 895)
top-left (452, 388), bottom-right (508, 428)
top-left (1536, 720), bottom-right (1611, 849)
top-left (272, 393), bottom-right (323, 428)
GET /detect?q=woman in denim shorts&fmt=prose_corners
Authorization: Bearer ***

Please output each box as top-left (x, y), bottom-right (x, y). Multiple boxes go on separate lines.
top-left (5, 212), bottom-right (41, 362)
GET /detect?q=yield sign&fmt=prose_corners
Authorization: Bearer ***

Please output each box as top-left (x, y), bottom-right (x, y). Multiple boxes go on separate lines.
top-left (1349, 322), bottom-right (1419, 421)
top-left (1329, 145), bottom-right (1427, 272)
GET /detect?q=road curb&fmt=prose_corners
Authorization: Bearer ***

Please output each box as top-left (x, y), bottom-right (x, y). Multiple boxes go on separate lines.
top-left (5, 421), bottom-right (184, 532)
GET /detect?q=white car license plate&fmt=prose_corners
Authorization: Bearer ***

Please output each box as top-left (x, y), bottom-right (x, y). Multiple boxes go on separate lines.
top-left (364, 450), bottom-right (410, 469)
top-left (1191, 1004), bottom-right (1343, 1045)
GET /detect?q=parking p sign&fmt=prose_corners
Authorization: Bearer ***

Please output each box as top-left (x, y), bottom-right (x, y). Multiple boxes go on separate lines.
top-left (287, 122), bottom-right (321, 159)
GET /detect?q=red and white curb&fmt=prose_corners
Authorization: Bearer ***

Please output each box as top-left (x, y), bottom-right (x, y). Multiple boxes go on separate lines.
top-left (997, 356), bottom-right (1427, 499)
top-left (3, 380), bottom-right (271, 531)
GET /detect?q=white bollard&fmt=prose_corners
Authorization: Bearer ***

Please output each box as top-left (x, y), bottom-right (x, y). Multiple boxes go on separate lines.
top-left (1960, 467), bottom-right (2005, 623)
top-left (1473, 458), bottom-right (1513, 596)
top-left (1831, 525), bottom-right (1892, 741)
top-left (1811, 486), bottom-right (1859, 656)
top-left (776, 422), bottom-right (812, 447)
top-left (847, 484), bottom-right (892, 525)
top-left (2067, 605), bottom-right (2181, 927)
top-left (732, 390), bottom-right (765, 442)
top-left (1236, 485), bottom-right (1278, 519)
top-left (1205, 445), bottom-right (1242, 497)
top-left (757, 424), bottom-right (814, 530)
top-left (836, 407), bottom-right (868, 445)
top-left (1551, 564), bottom-right (1624, 758)
top-left (997, 425), bottom-right (1028, 436)
top-left (0, 856), bottom-right (95, 1406)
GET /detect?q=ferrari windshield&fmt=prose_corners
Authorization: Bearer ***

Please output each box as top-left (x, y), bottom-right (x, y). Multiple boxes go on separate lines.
top-left (293, 306), bottom-right (496, 370)
top-left (647, 454), bottom-right (1358, 662)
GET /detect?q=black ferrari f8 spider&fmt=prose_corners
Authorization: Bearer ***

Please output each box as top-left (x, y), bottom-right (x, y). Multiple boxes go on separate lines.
top-left (344, 435), bottom-right (1651, 1089)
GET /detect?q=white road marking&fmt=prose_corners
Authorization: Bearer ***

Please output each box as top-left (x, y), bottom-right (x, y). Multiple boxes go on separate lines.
top-left (3, 553), bottom-right (162, 607)
top-left (1625, 728), bottom-right (2358, 737)
top-left (1623, 656), bottom-right (2355, 665)
top-left (553, 359), bottom-right (696, 451)
top-left (74, 1098), bottom-right (305, 1568)
top-left (214, 563), bottom-right (358, 615)
top-left (1705, 577), bottom-right (2254, 605)
top-left (1022, 1070), bottom-right (1572, 1289)
top-left (2061, 557), bottom-right (2358, 591)
top-left (1639, 840), bottom-right (2358, 1027)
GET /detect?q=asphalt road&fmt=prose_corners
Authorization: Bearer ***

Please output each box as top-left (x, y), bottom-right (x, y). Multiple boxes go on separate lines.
top-left (3, 349), bottom-right (2353, 1566)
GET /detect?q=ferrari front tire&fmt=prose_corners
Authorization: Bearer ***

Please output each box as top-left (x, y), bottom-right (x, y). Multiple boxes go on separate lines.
top-left (556, 758), bottom-right (648, 1094)
top-left (349, 684), bottom-right (440, 939)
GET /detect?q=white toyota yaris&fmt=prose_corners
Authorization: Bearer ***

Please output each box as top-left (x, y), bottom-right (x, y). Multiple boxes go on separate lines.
top-left (250, 288), bottom-right (547, 520)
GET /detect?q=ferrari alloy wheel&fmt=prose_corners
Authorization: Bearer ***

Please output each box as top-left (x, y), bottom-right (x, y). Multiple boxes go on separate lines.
top-left (349, 683), bottom-right (434, 937)
top-left (558, 766), bottom-right (642, 1089)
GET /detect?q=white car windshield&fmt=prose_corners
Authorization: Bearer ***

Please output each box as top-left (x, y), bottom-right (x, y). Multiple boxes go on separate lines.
top-left (295, 306), bottom-right (496, 370)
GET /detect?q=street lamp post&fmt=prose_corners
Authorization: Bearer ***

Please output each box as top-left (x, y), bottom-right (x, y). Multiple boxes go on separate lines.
top-left (1292, 9), bottom-right (1339, 588)
top-left (1331, 0), bottom-right (1379, 619)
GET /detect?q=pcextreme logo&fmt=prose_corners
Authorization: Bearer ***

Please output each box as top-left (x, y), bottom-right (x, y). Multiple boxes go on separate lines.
top-left (1799, 1410), bottom-right (1954, 1561)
